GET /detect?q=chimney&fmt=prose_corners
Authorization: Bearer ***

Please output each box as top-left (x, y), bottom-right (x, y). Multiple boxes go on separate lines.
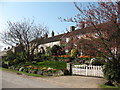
top-left (8, 47), bottom-right (10, 49)
top-left (16, 43), bottom-right (19, 46)
top-left (80, 22), bottom-right (85, 29)
top-left (51, 31), bottom-right (54, 37)
top-left (70, 26), bottom-right (75, 32)
top-left (45, 33), bottom-right (48, 38)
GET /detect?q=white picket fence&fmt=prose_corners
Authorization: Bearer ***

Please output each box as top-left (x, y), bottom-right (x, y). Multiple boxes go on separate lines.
top-left (72, 65), bottom-right (104, 77)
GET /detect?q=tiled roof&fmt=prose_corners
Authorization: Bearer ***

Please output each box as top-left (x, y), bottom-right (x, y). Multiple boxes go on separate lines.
top-left (39, 28), bottom-right (92, 44)
top-left (40, 34), bottom-right (64, 44)
top-left (63, 26), bottom-right (96, 38)
top-left (32, 25), bottom-right (95, 44)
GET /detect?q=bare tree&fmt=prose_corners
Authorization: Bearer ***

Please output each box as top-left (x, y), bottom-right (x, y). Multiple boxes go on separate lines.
top-left (0, 18), bottom-right (48, 61)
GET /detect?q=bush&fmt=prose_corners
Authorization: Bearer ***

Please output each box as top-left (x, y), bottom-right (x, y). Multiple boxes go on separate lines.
top-left (2, 50), bottom-right (16, 67)
top-left (15, 52), bottom-right (27, 63)
top-left (51, 45), bottom-right (65, 56)
top-left (46, 47), bottom-right (52, 56)
top-left (34, 53), bottom-right (52, 62)
top-left (2, 63), bottom-right (8, 68)
top-left (91, 59), bottom-right (105, 66)
top-left (103, 59), bottom-right (120, 86)
top-left (2, 50), bottom-right (27, 67)
top-left (70, 49), bottom-right (78, 57)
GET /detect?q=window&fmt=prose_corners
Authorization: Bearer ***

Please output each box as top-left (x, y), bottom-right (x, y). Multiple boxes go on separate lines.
top-left (66, 38), bottom-right (69, 43)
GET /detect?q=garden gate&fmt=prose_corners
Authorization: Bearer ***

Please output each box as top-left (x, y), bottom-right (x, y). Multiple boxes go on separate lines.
top-left (72, 64), bottom-right (104, 77)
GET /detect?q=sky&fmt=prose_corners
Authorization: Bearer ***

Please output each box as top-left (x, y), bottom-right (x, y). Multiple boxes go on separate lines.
top-left (0, 1), bottom-right (94, 51)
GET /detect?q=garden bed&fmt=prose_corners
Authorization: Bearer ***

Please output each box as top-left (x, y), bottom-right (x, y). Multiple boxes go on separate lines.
top-left (8, 61), bottom-right (66, 76)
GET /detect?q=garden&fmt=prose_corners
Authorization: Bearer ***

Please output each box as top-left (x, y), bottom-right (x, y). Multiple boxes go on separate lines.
top-left (2, 44), bottom-right (120, 88)
top-left (2, 45), bottom-right (106, 77)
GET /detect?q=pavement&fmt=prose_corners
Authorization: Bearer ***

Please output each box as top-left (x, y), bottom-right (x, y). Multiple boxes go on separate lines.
top-left (1, 69), bottom-right (106, 88)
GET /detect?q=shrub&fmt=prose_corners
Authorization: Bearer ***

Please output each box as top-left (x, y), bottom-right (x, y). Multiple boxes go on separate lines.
top-left (91, 59), bottom-right (105, 66)
top-left (70, 49), bottom-right (78, 57)
top-left (2, 63), bottom-right (8, 68)
top-left (92, 60), bottom-right (102, 65)
top-left (2, 50), bottom-right (16, 67)
top-left (103, 59), bottom-right (120, 86)
top-left (2, 50), bottom-right (27, 67)
top-left (46, 47), bottom-right (52, 56)
top-left (51, 45), bottom-right (65, 56)
top-left (15, 52), bottom-right (27, 63)
top-left (34, 54), bottom-right (52, 62)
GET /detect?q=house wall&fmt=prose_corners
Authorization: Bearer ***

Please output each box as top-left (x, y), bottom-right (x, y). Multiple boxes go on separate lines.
top-left (65, 33), bottom-right (96, 43)
top-left (38, 41), bottom-right (60, 52)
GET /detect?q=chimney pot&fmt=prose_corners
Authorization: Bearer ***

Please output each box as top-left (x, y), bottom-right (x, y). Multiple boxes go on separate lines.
top-left (70, 26), bottom-right (75, 32)
top-left (45, 33), bottom-right (48, 38)
top-left (16, 43), bottom-right (19, 46)
top-left (81, 23), bottom-right (85, 29)
top-left (52, 31), bottom-right (54, 37)
top-left (8, 47), bottom-right (10, 49)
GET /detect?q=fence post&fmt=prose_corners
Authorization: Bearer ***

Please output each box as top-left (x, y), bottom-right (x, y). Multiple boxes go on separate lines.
top-left (66, 63), bottom-right (72, 75)
top-left (98, 66), bottom-right (100, 77)
top-left (86, 65), bottom-right (88, 76)
top-left (93, 66), bottom-right (95, 76)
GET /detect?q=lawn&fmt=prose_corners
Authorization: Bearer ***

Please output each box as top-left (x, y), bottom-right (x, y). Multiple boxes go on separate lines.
top-left (0, 67), bottom-right (45, 77)
top-left (100, 84), bottom-right (120, 89)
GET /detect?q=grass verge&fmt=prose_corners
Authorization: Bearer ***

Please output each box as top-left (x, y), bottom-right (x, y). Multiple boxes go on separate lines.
top-left (100, 84), bottom-right (120, 89)
top-left (0, 67), bottom-right (45, 77)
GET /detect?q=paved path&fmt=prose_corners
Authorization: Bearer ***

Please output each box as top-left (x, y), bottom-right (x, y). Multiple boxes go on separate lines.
top-left (1, 69), bottom-right (106, 88)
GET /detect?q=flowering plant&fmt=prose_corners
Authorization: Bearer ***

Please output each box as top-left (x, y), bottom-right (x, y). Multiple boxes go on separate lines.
top-left (26, 65), bottom-right (33, 68)
top-left (79, 56), bottom-right (90, 58)
top-left (33, 67), bottom-right (37, 70)
top-left (65, 59), bottom-right (70, 63)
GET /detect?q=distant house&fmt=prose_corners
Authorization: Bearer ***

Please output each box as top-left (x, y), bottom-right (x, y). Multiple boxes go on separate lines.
top-left (35, 25), bottom-right (94, 54)
top-left (0, 47), bottom-right (11, 58)
top-left (38, 32), bottom-right (63, 51)
top-left (1, 20), bottom-right (119, 56)
top-left (0, 43), bottom-right (24, 58)
top-left (35, 20), bottom-right (120, 56)
top-left (35, 31), bottom-right (64, 54)
top-left (11, 43), bottom-right (24, 53)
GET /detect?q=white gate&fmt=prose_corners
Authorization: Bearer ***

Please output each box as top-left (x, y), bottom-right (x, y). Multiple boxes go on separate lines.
top-left (72, 65), bottom-right (104, 77)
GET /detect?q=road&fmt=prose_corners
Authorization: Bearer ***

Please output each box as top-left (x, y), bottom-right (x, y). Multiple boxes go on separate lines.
top-left (1, 70), bottom-right (64, 88)
top-left (0, 69), bottom-right (106, 88)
